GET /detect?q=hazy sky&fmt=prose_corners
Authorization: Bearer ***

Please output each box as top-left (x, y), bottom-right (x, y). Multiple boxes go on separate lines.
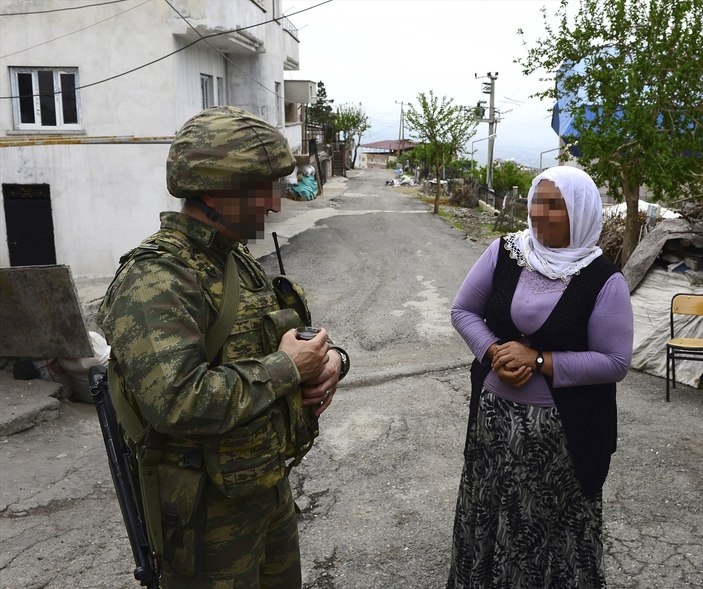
top-left (282, 0), bottom-right (566, 168)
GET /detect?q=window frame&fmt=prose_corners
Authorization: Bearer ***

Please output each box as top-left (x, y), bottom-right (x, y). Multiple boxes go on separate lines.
top-left (9, 67), bottom-right (82, 131)
top-left (201, 73), bottom-right (214, 109)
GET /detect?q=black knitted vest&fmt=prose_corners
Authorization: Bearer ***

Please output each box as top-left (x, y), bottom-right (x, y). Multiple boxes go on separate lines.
top-left (469, 237), bottom-right (620, 498)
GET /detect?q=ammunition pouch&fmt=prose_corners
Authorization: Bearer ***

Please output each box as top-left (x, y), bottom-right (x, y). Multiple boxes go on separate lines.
top-left (202, 410), bottom-right (287, 499)
top-left (261, 308), bottom-right (302, 351)
top-left (156, 460), bottom-right (208, 577)
top-left (287, 398), bottom-right (319, 467)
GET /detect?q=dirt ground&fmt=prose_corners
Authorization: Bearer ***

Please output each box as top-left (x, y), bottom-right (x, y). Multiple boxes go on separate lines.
top-left (397, 187), bottom-right (502, 248)
top-left (439, 204), bottom-right (502, 247)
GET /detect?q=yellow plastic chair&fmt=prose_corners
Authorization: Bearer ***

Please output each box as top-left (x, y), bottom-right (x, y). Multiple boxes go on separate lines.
top-left (665, 293), bottom-right (703, 401)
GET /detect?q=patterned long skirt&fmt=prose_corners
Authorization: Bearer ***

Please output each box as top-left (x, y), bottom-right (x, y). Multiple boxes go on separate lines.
top-left (447, 392), bottom-right (607, 589)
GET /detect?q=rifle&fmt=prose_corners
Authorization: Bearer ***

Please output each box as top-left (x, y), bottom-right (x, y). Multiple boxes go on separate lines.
top-left (90, 365), bottom-right (160, 589)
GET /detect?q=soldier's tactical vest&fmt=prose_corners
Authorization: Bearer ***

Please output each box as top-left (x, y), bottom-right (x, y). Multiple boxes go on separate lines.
top-left (111, 227), bottom-right (318, 498)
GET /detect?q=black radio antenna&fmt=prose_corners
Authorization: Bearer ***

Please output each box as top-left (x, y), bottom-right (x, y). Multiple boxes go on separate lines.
top-left (272, 232), bottom-right (286, 275)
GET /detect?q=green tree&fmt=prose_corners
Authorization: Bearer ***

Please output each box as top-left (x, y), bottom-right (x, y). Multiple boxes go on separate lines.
top-left (333, 103), bottom-right (370, 169)
top-left (446, 158), bottom-right (475, 179)
top-left (404, 143), bottom-right (437, 178)
top-left (307, 81), bottom-right (334, 142)
top-left (518, 0), bottom-right (703, 264)
top-left (492, 161), bottom-right (536, 196)
top-left (405, 91), bottom-right (477, 213)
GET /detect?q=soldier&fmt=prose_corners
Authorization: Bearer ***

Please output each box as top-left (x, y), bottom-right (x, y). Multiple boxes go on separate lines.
top-left (98, 106), bottom-right (349, 589)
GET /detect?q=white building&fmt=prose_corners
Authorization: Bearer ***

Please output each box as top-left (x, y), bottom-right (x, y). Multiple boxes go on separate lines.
top-left (0, 0), bottom-right (312, 276)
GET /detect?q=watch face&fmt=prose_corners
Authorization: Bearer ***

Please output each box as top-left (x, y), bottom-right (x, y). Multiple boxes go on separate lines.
top-left (536, 354), bottom-right (544, 371)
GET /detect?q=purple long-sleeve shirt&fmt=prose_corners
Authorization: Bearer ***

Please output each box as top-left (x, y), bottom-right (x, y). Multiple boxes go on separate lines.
top-left (451, 239), bottom-right (633, 407)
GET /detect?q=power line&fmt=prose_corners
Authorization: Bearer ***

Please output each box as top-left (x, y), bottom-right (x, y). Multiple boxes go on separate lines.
top-left (0, 0), bottom-right (153, 59)
top-left (369, 120), bottom-right (400, 134)
top-left (0, 0), bottom-right (132, 17)
top-left (0, 0), bottom-right (333, 101)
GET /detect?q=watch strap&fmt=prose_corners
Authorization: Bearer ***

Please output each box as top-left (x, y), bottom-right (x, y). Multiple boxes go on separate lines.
top-left (330, 346), bottom-right (350, 380)
top-left (535, 350), bottom-right (544, 373)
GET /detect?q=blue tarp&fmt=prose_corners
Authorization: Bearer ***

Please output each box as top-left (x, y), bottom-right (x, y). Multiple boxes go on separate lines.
top-left (290, 175), bottom-right (318, 201)
top-left (550, 61), bottom-right (592, 157)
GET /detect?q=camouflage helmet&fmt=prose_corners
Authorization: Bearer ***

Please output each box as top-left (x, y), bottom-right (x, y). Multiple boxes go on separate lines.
top-left (167, 106), bottom-right (296, 198)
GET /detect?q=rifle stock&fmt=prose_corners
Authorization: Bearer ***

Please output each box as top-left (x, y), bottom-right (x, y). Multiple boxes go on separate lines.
top-left (90, 365), bottom-right (160, 589)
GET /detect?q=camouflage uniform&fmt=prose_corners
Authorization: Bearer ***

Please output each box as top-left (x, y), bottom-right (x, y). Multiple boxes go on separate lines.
top-left (98, 107), bottom-right (310, 589)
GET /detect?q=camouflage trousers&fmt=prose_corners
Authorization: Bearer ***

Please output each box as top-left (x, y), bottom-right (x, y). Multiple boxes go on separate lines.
top-left (160, 476), bottom-right (301, 589)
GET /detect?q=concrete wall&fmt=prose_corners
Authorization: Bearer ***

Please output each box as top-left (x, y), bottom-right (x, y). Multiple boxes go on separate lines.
top-left (361, 152), bottom-right (392, 169)
top-left (0, 0), bottom-right (300, 277)
top-left (0, 143), bottom-right (176, 275)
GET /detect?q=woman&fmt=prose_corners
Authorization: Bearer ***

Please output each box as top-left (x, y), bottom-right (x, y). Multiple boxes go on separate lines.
top-left (447, 166), bottom-right (633, 589)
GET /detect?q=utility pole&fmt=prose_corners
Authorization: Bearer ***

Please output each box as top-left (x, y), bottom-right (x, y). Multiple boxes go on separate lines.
top-left (475, 72), bottom-right (498, 191)
top-left (395, 100), bottom-right (404, 160)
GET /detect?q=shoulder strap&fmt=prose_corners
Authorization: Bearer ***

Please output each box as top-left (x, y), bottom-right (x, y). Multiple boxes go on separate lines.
top-left (204, 252), bottom-right (240, 364)
top-left (108, 359), bottom-right (147, 444)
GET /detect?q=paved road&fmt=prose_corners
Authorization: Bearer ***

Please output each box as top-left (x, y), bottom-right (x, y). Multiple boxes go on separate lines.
top-left (1, 168), bottom-right (701, 588)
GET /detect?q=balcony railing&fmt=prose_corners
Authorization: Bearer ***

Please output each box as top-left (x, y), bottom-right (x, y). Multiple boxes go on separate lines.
top-left (279, 15), bottom-right (298, 41)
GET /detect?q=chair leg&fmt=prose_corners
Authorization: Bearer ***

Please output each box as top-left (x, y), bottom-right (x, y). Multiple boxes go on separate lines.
top-left (666, 347), bottom-right (670, 402)
top-left (672, 353), bottom-right (677, 390)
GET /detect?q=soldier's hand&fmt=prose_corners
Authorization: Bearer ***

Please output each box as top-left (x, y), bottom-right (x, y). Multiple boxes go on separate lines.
top-left (278, 328), bottom-right (330, 382)
top-left (301, 350), bottom-right (342, 416)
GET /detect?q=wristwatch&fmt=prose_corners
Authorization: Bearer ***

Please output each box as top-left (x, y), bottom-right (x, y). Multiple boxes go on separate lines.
top-left (330, 346), bottom-right (350, 381)
top-left (535, 350), bottom-right (544, 373)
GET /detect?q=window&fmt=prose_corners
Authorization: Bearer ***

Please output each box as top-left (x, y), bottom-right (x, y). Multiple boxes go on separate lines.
top-left (216, 76), bottom-right (225, 106)
top-left (10, 67), bottom-right (81, 130)
top-left (285, 101), bottom-right (299, 124)
top-left (201, 74), bottom-right (214, 108)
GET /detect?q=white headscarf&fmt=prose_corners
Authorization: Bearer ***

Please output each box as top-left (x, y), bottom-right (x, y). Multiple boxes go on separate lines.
top-left (505, 166), bottom-right (603, 281)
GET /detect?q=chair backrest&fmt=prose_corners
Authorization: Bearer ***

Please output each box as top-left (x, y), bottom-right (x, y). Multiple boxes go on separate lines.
top-left (670, 293), bottom-right (703, 336)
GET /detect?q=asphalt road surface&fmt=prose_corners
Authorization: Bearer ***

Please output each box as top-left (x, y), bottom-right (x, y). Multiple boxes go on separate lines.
top-left (1, 168), bottom-right (701, 589)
